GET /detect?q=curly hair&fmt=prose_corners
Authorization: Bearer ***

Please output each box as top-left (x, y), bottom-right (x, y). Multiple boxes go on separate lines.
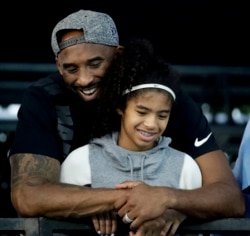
top-left (90, 37), bottom-right (180, 139)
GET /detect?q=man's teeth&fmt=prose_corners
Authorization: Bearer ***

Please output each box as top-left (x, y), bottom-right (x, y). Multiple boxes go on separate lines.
top-left (81, 87), bottom-right (97, 95)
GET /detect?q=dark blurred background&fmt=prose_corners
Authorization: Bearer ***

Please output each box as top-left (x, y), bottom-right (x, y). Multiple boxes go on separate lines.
top-left (0, 0), bottom-right (250, 219)
top-left (0, 0), bottom-right (249, 66)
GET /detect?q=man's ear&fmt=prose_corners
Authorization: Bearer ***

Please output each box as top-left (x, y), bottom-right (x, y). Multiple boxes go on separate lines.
top-left (55, 57), bottom-right (63, 75)
top-left (115, 45), bottom-right (124, 58)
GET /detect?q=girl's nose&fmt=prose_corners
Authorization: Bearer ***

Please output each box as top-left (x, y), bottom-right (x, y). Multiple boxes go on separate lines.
top-left (143, 115), bottom-right (157, 128)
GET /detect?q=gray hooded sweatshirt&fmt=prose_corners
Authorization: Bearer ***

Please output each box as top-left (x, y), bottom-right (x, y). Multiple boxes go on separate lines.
top-left (60, 132), bottom-right (202, 189)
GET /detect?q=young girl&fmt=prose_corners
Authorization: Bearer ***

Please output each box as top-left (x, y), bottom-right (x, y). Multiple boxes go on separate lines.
top-left (60, 38), bottom-right (202, 236)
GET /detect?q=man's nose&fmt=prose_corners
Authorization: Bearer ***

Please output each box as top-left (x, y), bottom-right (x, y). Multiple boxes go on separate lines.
top-left (77, 70), bottom-right (93, 86)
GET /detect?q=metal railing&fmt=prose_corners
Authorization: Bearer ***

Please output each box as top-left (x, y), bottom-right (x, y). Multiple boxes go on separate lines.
top-left (1, 62), bottom-right (250, 75)
top-left (0, 217), bottom-right (250, 236)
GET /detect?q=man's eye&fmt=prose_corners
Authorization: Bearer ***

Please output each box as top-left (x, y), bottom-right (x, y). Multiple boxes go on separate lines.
top-left (89, 63), bottom-right (101, 68)
top-left (66, 67), bottom-right (78, 73)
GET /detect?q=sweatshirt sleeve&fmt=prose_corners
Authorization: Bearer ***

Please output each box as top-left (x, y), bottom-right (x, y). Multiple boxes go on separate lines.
top-left (60, 145), bottom-right (91, 186)
top-left (179, 154), bottom-right (202, 189)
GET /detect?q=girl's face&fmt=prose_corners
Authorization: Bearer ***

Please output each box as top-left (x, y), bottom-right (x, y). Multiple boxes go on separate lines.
top-left (117, 90), bottom-right (172, 151)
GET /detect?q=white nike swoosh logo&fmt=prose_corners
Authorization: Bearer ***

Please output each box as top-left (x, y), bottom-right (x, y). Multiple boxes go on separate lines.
top-left (194, 132), bottom-right (212, 147)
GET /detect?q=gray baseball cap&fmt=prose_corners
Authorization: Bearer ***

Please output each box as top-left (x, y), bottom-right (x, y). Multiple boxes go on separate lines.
top-left (51, 9), bottom-right (119, 56)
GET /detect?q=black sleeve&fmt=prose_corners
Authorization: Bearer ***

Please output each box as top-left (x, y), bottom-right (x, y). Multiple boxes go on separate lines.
top-left (9, 84), bottom-right (61, 160)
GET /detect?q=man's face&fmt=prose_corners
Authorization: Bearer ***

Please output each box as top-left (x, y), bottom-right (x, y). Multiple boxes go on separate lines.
top-left (56, 32), bottom-right (117, 101)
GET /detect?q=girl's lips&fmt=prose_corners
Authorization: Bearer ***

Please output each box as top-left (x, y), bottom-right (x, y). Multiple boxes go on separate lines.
top-left (138, 130), bottom-right (157, 137)
top-left (138, 130), bottom-right (158, 142)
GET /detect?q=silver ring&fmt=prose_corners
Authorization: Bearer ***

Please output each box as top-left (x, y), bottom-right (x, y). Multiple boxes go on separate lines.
top-left (123, 213), bottom-right (133, 224)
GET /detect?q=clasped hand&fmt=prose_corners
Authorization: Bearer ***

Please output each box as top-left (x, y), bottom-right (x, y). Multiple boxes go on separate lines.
top-left (92, 181), bottom-right (186, 236)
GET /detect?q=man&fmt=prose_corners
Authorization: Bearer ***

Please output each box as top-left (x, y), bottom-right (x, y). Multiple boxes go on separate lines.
top-left (9, 9), bottom-right (245, 236)
top-left (233, 119), bottom-right (250, 217)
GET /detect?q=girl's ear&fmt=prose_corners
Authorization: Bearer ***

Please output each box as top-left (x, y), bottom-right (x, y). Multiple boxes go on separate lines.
top-left (116, 108), bottom-right (123, 115)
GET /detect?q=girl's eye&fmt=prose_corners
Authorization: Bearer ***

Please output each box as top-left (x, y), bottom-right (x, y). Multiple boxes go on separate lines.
top-left (137, 111), bottom-right (146, 115)
top-left (159, 114), bottom-right (168, 119)
top-left (159, 116), bottom-right (167, 119)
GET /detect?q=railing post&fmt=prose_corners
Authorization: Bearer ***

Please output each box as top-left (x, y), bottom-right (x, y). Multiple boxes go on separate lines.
top-left (178, 218), bottom-right (250, 234)
top-left (0, 218), bottom-right (39, 236)
top-left (39, 217), bottom-right (95, 236)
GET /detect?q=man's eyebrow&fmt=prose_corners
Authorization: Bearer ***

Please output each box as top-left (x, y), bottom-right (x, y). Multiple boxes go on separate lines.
top-left (62, 57), bottom-right (104, 68)
top-left (62, 62), bottom-right (76, 68)
top-left (87, 56), bottom-right (104, 63)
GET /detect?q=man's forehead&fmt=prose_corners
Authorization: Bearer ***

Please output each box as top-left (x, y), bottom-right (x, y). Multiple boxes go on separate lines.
top-left (60, 30), bottom-right (84, 42)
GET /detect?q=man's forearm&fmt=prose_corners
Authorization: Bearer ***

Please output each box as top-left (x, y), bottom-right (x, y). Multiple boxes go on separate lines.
top-left (166, 182), bottom-right (245, 219)
top-left (13, 182), bottom-right (125, 218)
